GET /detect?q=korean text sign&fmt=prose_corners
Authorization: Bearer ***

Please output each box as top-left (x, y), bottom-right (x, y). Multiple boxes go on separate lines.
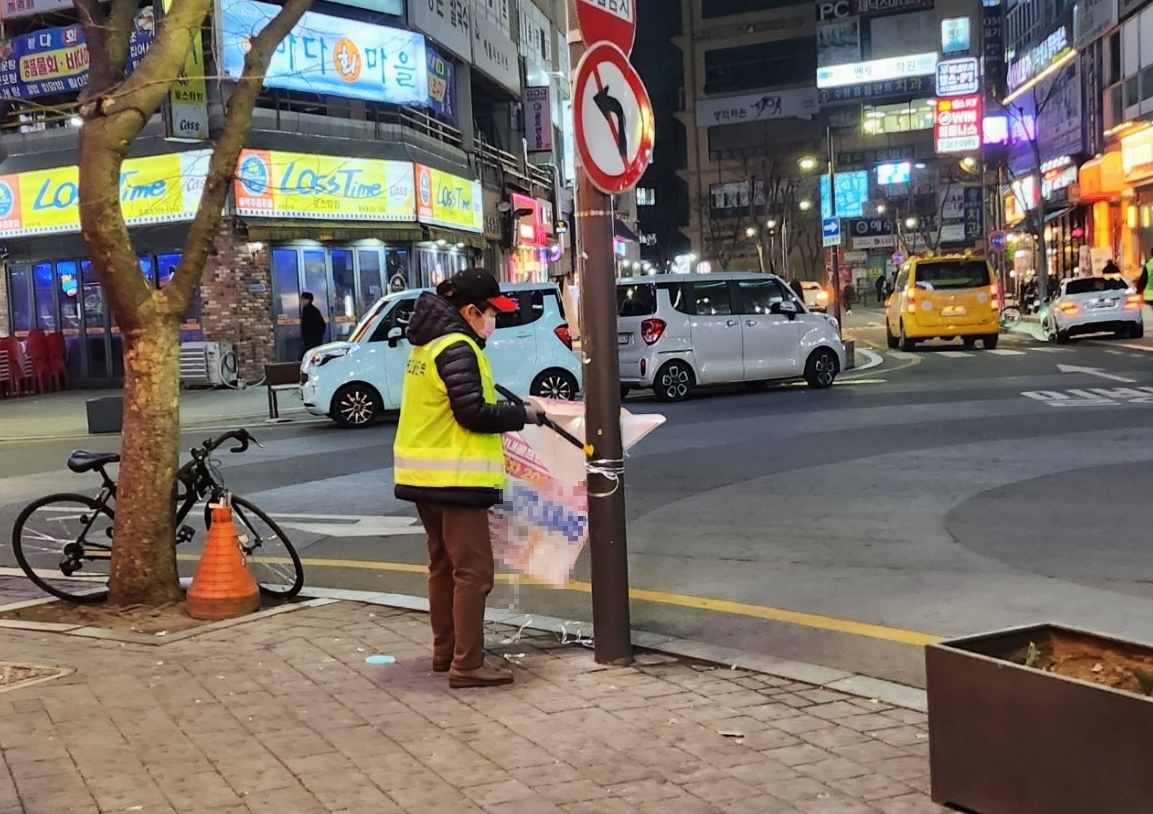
top-left (415, 165), bottom-right (482, 232)
top-left (935, 94), bottom-right (982, 153)
top-left (0, 8), bottom-right (154, 101)
top-left (234, 149), bottom-right (416, 221)
top-left (220, 0), bottom-right (428, 105)
top-left (0, 151), bottom-right (210, 238)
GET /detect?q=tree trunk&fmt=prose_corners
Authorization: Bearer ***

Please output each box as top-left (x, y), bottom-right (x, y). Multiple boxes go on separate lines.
top-left (108, 311), bottom-right (183, 606)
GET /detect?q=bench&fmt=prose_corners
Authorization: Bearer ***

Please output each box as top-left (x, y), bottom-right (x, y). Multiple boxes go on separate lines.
top-left (265, 362), bottom-right (301, 422)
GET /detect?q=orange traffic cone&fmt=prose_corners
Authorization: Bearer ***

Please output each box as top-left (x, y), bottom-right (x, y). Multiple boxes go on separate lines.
top-left (186, 502), bottom-right (260, 620)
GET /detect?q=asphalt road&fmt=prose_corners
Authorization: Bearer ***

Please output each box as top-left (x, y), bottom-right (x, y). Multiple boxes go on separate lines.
top-left (5, 307), bottom-right (1153, 688)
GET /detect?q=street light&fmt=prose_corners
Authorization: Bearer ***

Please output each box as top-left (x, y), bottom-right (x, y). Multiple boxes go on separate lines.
top-left (906, 217), bottom-right (919, 229)
top-left (960, 156), bottom-right (978, 171)
top-left (766, 219), bottom-right (778, 230)
top-left (745, 226), bottom-right (757, 238)
top-left (798, 199), bottom-right (812, 211)
top-left (798, 156), bottom-right (818, 172)
top-left (876, 204), bottom-right (886, 214)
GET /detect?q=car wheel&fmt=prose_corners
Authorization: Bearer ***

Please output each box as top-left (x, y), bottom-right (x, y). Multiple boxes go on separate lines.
top-left (898, 323), bottom-right (916, 352)
top-left (1056, 329), bottom-right (1071, 345)
top-left (962, 337), bottom-right (976, 347)
top-left (804, 348), bottom-right (839, 389)
top-left (1132, 324), bottom-right (1145, 339)
top-left (982, 334), bottom-right (999, 350)
top-left (653, 360), bottom-right (694, 403)
top-left (530, 369), bottom-right (578, 401)
top-left (332, 383), bottom-right (381, 428)
top-left (885, 322), bottom-right (899, 349)
top-left (1045, 319), bottom-right (1057, 342)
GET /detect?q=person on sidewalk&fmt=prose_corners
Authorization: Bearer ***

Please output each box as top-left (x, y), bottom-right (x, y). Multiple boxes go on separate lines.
top-left (393, 268), bottom-right (543, 689)
top-left (789, 277), bottom-right (805, 302)
top-left (875, 274), bottom-right (886, 305)
top-left (300, 292), bottom-right (327, 357)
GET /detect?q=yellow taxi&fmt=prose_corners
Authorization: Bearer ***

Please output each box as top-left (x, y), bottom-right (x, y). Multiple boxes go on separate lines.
top-left (885, 252), bottom-right (1001, 351)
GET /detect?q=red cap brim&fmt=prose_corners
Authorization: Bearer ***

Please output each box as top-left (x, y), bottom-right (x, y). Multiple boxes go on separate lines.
top-left (488, 294), bottom-right (519, 313)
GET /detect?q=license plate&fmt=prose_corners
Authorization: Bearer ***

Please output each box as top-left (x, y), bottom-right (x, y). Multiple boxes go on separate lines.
top-left (941, 306), bottom-right (967, 317)
top-left (618, 333), bottom-right (632, 346)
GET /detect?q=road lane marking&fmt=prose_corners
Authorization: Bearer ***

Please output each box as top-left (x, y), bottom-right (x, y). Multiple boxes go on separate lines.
top-left (888, 352), bottom-right (918, 360)
top-left (848, 348), bottom-right (884, 373)
top-left (293, 558), bottom-right (940, 646)
top-left (938, 352), bottom-right (972, 358)
top-left (1031, 347), bottom-right (1073, 353)
top-left (1057, 364), bottom-right (1137, 383)
top-left (988, 349), bottom-right (1027, 356)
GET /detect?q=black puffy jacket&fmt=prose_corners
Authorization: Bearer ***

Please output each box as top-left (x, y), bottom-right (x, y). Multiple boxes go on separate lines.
top-left (394, 292), bottom-right (526, 508)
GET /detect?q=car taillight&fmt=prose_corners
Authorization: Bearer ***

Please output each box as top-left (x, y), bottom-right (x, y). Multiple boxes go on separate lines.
top-left (641, 318), bottom-right (667, 345)
top-left (906, 291), bottom-right (917, 314)
top-left (1058, 301), bottom-right (1079, 315)
top-left (1126, 294), bottom-right (1144, 310)
top-left (554, 324), bottom-right (573, 349)
top-left (990, 284), bottom-right (1000, 310)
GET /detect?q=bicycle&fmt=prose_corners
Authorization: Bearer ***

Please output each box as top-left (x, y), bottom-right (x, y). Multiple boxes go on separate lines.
top-left (1000, 305), bottom-right (1022, 331)
top-left (11, 429), bottom-right (305, 603)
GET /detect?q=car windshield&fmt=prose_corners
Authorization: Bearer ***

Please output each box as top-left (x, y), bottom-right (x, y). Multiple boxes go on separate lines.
top-left (914, 261), bottom-right (991, 290)
top-left (1064, 277), bottom-right (1129, 295)
top-left (349, 294), bottom-right (401, 343)
top-left (618, 283), bottom-right (657, 317)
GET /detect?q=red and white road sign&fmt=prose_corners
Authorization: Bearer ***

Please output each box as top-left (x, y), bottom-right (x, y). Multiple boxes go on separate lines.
top-left (573, 41), bottom-right (654, 196)
top-left (576, 0), bottom-right (636, 55)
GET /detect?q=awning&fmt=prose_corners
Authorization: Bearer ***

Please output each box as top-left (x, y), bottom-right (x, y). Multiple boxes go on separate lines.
top-left (614, 219), bottom-right (639, 243)
top-left (241, 219), bottom-right (425, 243)
top-left (1043, 207), bottom-right (1073, 224)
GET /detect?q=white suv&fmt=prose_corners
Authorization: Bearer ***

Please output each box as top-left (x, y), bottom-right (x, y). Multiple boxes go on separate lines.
top-left (617, 272), bottom-right (846, 402)
top-left (301, 282), bottom-right (581, 427)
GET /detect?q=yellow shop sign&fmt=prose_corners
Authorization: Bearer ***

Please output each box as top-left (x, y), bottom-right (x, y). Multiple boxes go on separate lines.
top-left (234, 150), bottom-right (416, 221)
top-left (0, 150), bottom-right (210, 238)
top-left (415, 164), bottom-right (483, 233)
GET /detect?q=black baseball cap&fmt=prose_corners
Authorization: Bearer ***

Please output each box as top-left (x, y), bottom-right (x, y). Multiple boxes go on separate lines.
top-left (439, 268), bottom-right (518, 313)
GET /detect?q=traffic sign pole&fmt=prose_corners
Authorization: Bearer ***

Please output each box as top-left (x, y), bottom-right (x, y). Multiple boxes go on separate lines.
top-left (827, 124), bottom-right (843, 337)
top-left (568, 0), bottom-right (633, 667)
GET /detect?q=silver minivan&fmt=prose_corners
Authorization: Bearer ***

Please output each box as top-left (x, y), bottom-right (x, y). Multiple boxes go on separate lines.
top-left (616, 272), bottom-right (846, 402)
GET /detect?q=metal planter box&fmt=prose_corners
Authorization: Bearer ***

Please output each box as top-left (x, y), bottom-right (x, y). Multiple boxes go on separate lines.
top-left (926, 624), bottom-right (1153, 814)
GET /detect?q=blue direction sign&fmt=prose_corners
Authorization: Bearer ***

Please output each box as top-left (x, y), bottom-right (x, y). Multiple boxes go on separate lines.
top-left (989, 230), bottom-right (1009, 252)
top-left (892, 250), bottom-right (907, 264)
top-left (822, 217), bottom-right (841, 247)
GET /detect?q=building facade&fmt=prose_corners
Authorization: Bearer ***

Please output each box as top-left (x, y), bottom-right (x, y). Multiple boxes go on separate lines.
top-left (0, 0), bottom-right (574, 383)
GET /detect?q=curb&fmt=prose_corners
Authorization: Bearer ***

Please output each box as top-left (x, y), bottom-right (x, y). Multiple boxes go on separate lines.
top-left (298, 587), bottom-right (928, 713)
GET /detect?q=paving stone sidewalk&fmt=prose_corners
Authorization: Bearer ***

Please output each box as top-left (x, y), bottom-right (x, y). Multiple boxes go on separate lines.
top-left (0, 600), bottom-right (945, 814)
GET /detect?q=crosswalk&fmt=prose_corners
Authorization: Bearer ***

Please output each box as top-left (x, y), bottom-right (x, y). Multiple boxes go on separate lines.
top-left (885, 346), bottom-right (1074, 361)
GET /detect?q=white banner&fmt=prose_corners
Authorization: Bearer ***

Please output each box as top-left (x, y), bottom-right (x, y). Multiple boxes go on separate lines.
top-left (471, 2), bottom-right (520, 93)
top-left (695, 86), bottom-right (819, 128)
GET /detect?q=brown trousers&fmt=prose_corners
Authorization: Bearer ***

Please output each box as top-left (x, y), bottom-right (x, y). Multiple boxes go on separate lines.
top-left (415, 503), bottom-right (495, 672)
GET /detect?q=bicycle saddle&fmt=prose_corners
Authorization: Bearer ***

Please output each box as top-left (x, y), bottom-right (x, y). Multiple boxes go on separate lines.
top-left (67, 450), bottom-right (121, 473)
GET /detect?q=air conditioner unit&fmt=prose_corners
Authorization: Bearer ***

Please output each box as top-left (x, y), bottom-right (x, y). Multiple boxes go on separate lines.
top-left (179, 342), bottom-right (238, 388)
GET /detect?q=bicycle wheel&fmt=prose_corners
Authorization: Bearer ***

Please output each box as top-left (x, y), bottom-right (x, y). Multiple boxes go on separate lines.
top-left (205, 497), bottom-right (304, 599)
top-left (12, 494), bottom-right (114, 603)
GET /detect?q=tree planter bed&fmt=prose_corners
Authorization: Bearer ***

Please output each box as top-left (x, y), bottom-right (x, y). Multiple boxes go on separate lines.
top-left (926, 624), bottom-right (1153, 814)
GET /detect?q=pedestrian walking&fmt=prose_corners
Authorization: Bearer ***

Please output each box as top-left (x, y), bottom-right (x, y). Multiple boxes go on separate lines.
top-left (842, 282), bottom-right (856, 315)
top-left (300, 292), bottom-right (327, 357)
top-left (393, 268), bottom-right (544, 689)
top-left (874, 275), bottom-right (886, 305)
top-left (789, 277), bottom-right (805, 301)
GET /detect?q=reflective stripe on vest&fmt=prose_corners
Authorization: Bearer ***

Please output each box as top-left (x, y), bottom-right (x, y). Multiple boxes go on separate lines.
top-left (393, 332), bottom-right (507, 491)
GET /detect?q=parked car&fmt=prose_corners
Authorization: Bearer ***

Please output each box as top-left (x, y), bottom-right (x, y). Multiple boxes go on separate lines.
top-left (1043, 275), bottom-right (1143, 343)
top-left (301, 282), bottom-right (581, 427)
top-left (801, 281), bottom-right (830, 312)
top-left (616, 272), bottom-right (846, 402)
top-left (885, 253), bottom-right (1001, 350)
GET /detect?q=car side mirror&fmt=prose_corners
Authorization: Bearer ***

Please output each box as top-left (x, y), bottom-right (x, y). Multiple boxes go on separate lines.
top-left (387, 326), bottom-right (404, 348)
top-left (771, 300), bottom-right (799, 320)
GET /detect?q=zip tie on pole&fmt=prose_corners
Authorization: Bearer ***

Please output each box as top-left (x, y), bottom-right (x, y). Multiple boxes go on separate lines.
top-left (586, 457), bottom-right (625, 498)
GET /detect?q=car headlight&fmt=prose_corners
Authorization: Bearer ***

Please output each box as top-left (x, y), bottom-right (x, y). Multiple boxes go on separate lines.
top-left (308, 347), bottom-right (354, 367)
top-left (822, 314), bottom-right (840, 330)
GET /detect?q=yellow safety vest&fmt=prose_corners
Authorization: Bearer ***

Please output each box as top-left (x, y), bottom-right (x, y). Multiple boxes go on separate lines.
top-left (393, 332), bottom-right (506, 490)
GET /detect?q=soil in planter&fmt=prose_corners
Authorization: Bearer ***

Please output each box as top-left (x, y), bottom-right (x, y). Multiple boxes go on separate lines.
top-left (0, 596), bottom-right (298, 636)
top-left (1017, 629), bottom-right (1153, 697)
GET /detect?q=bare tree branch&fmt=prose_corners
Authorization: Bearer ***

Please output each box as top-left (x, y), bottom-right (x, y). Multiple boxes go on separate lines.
top-left (163, 0), bottom-right (313, 313)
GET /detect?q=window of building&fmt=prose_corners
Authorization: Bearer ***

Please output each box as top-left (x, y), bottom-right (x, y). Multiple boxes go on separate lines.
top-left (704, 38), bottom-right (817, 94)
top-left (637, 188), bottom-right (657, 206)
top-left (701, 0), bottom-right (798, 18)
top-left (861, 99), bottom-right (936, 135)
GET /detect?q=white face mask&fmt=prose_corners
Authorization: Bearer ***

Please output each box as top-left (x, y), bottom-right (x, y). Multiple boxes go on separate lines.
top-left (480, 313), bottom-right (497, 339)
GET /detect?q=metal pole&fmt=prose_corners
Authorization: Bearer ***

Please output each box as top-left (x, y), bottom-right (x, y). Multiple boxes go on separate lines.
top-left (568, 2), bottom-right (632, 666)
top-left (827, 124), bottom-right (843, 335)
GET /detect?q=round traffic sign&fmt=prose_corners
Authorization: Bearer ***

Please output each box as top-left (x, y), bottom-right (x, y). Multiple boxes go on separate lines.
top-left (891, 250), bottom-right (906, 264)
top-left (576, 0), bottom-right (636, 56)
top-left (573, 42), bottom-right (655, 196)
top-left (989, 230), bottom-right (1009, 252)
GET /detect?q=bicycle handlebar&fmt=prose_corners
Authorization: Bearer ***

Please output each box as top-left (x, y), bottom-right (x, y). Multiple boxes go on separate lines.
top-left (181, 429), bottom-right (261, 476)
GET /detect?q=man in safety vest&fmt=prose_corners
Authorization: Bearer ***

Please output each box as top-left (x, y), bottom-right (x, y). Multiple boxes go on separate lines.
top-left (394, 268), bottom-right (543, 688)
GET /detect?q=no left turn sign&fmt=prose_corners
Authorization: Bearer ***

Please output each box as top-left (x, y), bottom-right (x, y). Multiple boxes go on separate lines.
top-left (573, 41), bottom-right (655, 196)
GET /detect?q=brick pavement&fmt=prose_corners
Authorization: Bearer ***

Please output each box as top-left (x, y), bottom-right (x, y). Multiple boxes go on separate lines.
top-left (0, 600), bottom-right (946, 814)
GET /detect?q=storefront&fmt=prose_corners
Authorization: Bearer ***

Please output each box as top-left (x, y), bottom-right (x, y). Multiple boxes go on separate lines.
top-left (1039, 157), bottom-right (1086, 279)
top-left (1118, 126), bottom-right (1153, 281)
top-left (1, 148), bottom-right (489, 380)
top-left (1078, 150), bottom-right (1127, 273)
top-left (507, 192), bottom-right (553, 283)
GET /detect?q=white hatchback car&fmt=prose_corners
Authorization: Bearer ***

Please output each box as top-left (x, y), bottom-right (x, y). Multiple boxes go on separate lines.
top-left (617, 272), bottom-right (846, 402)
top-left (301, 282), bottom-right (581, 427)
top-left (1042, 275), bottom-right (1144, 344)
